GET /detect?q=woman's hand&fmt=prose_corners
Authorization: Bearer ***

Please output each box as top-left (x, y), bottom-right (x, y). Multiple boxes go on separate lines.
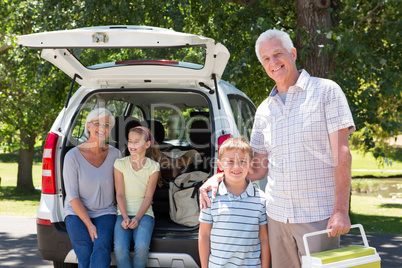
top-left (86, 223), bottom-right (98, 242)
top-left (199, 173), bottom-right (224, 209)
top-left (69, 198), bottom-right (98, 242)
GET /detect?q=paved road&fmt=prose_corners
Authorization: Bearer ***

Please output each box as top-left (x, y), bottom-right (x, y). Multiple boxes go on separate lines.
top-left (0, 216), bottom-right (401, 267)
top-left (340, 233), bottom-right (402, 267)
top-left (0, 216), bottom-right (52, 267)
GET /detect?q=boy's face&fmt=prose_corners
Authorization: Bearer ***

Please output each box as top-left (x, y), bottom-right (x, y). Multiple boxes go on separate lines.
top-left (217, 149), bottom-right (252, 182)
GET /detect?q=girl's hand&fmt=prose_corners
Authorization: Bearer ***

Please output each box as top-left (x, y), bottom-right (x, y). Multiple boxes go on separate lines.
top-left (121, 218), bottom-right (131, 229)
top-left (128, 217), bottom-right (139, 229)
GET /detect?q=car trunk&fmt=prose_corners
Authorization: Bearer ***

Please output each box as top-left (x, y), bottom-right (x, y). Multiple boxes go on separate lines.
top-left (61, 88), bottom-right (213, 237)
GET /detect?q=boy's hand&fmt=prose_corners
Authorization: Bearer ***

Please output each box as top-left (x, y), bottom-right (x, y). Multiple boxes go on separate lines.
top-left (199, 173), bottom-right (224, 209)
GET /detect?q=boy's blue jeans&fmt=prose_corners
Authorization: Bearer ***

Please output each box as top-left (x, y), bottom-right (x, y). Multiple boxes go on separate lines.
top-left (65, 214), bottom-right (116, 268)
top-left (114, 214), bottom-right (155, 268)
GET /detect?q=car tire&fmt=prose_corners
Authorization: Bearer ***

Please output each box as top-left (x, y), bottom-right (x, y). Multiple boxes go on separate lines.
top-left (53, 261), bottom-right (78, 268)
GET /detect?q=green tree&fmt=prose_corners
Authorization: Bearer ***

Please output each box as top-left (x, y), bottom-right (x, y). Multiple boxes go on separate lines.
top-left (0, 0), bottom-right (400, 191)
top-left (331, 0), bottom-right (401, 159)
top-left (0, 1), bottom-right (71, 191)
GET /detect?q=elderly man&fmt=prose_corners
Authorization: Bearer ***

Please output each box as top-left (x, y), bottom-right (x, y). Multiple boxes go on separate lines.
top-left (200, 29), bottom-right (355, 267)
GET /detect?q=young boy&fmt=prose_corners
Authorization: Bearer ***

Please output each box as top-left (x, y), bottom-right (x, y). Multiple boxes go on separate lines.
top-left (198, 137), bottom-right (270, 268)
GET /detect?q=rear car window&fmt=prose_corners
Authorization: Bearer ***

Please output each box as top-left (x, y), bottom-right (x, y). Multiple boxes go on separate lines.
top-left (69, 46), bottom-right (206, 70)
top-left (68, 91), bottom-right (210, 148)
top-left (71, 97), bottom-right (137, 142)
top-left (153, 104), bottom-right (209, 145)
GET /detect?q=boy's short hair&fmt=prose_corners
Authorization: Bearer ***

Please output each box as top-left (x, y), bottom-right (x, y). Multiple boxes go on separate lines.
top-left (218, 137), bottom-right (253, 160)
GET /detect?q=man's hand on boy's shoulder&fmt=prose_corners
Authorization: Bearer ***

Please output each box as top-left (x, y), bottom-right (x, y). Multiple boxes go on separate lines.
top-left (199, 173), bottom-right (224, 209)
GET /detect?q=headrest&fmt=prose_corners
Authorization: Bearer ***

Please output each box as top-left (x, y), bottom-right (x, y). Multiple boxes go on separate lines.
top-left (111, 116), bottom-right (141, 144)
top-left (190, 111), bottom-right (210, 118)
top-left (189, 118), bottom-right (211, 147)
top-left (141, 120), bottom-right (165, 144)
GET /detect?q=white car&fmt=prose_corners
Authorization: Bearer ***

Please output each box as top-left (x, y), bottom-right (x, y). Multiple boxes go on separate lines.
top-left (18, 25), bottom-right (262, 268)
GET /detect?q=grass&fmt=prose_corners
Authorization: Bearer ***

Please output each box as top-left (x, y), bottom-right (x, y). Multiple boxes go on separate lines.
top-left (0, 186), bottom-right (41, 217)
top-left (0, 162), bottom-right (42, 188)
top-left (351, 148), bottom-right (402, 177)
top-left (349, 177), bottom-right (402, 234)
top-left (0, 162), bottom-right (42, 217)
top-left (350, 194), bottom-right (402, 234)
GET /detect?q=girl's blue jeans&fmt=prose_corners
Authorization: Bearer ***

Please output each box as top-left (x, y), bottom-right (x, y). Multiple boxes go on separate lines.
top-left (114, 214), bottom-right (155, 268)
top-left (65, 214), bottom-right (116, 268)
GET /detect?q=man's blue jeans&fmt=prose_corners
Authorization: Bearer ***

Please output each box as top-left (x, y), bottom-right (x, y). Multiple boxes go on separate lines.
top-left (65, 214), bottom-right (116, 268)
top-left (114, 215), bottom-right (155, 268)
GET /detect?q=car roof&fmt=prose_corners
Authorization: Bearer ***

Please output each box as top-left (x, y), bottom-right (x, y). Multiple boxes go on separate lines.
top-left (17, 25), bottom-right (230, 89)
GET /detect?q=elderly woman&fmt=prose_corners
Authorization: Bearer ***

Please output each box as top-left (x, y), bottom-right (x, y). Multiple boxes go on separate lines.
top-left (63, 108), bottom-right (121, 268)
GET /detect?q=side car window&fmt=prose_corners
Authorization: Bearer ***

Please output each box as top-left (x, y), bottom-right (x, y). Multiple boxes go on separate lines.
top-left (228, 94), bottom-right (256, 140)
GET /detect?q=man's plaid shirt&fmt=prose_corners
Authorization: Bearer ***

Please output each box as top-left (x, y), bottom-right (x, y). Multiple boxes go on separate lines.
top-left (250, 70), bottom-right (355, 223)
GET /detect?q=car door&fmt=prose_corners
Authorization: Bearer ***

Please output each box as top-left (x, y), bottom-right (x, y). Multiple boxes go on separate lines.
top-left (17, 25), bottom-right (230, 89)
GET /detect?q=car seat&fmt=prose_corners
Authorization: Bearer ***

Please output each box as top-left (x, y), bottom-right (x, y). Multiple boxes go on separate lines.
top-left (189, 116), bottom-right (211, 172)
top-left (110, 116), bottom-right (141, 153)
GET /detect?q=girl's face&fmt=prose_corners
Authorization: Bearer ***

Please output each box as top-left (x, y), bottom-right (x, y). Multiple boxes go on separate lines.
top-left (127, 131), bottom-right (150, 157)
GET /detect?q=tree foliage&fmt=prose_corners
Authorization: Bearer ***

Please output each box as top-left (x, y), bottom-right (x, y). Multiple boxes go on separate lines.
top-left (0, 0), bottom-right (400, 190)
top-left (331, 0), bottom-right (401, 159)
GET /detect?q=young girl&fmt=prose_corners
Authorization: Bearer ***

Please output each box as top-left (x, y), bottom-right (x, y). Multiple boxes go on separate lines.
top-left (113, 126), bottom-right (161, 268)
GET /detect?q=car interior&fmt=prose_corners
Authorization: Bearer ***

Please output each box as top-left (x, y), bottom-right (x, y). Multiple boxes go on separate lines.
top-left (63, 89), bottom-right (214, 231)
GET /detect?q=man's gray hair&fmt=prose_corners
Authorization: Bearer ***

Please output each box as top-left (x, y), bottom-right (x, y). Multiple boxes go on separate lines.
top-left (84, 108), bottom-right (115, 138)
top-left (255, 29), bottom-right (294, 63)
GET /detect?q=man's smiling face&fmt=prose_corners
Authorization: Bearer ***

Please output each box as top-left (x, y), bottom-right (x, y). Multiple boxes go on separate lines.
top-left (258, 38), bottom-right (298, 90)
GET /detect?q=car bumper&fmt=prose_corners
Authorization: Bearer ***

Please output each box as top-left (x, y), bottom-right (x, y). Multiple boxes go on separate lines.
top-left (37, 222), bottom-right (72, 262)
top-left (37, 222), bottom-right (200, 267)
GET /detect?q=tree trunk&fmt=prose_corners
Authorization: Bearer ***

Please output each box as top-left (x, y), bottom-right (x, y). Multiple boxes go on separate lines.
top-left (17, 129), bottom-right (36, 192)
top-left (295, 0), bottom-right (336, 78)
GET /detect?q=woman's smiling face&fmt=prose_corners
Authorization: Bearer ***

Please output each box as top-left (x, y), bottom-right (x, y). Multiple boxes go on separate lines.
top-left (87, 116), bottom-right (110, 141)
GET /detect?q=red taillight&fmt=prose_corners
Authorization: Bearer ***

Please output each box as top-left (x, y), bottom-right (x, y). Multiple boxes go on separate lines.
top-left (217, 134), bottom-right (233, 173)
top-left (218, 134), bottom-right (233, 148)
top-left (37, 218), bottom-right (52, 226)
top-left (42, 132), bottom-right (59, 194)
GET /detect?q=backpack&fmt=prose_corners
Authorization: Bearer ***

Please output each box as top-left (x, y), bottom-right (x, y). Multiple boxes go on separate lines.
top-left (169, 171), bottom-right (208, 227)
